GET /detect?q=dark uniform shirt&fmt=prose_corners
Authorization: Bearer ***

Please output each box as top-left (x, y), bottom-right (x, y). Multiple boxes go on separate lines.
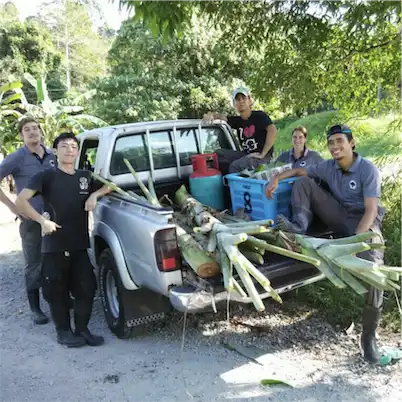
top-left (306, 153), bottom-right (384, 218)
top-left (276, 147), bottom-right (323, 168)
top-left (27, 168), bottom-right (102, 253)
top-left (0, 145), bottom-right (56, 214)
top-left (227, 111), bottom-right (273, 156)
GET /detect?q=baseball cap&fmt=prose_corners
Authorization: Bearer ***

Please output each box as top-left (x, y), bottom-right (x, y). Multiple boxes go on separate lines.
top-left (327, 124), bottom-right (353, 140)
top-left (232, 87), bottom-right (251, 103)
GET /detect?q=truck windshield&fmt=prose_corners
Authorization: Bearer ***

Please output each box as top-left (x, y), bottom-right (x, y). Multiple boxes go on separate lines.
top-left (110, 126), bottom-right (231, 175)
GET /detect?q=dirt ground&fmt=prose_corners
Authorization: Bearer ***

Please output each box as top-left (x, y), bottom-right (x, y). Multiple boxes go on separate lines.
top-left (0, 196), bottom-right (401, 402)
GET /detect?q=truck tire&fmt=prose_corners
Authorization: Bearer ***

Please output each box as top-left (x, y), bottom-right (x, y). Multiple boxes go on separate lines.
top-left (99, 248), bottom-right (136, 339)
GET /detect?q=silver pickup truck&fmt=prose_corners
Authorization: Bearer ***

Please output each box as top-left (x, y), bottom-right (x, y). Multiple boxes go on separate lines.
top-left (76, 120), bottom-right (325, 339)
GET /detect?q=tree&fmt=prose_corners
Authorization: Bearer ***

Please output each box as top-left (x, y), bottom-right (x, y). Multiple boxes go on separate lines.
top-left (117, 0), bottom-right (401, 116)
top-left (91, 18), bottom-right (256, 124)
top-left (38, 0), bottom-right (111, 92)
top-left (0, 15), bottom-right (64, 100)
top-left (0, 76), bottom-right (107, 155)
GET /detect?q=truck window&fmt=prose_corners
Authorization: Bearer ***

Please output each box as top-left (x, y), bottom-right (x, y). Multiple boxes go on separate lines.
top-left (78, 138), bottom-right (99, 171)
top-left (110, 126), bottom-right (231, 176)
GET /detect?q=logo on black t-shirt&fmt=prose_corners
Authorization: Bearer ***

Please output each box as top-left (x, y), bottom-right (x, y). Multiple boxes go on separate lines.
top-left (49, 160), bottom-right (55, 167)
top-left (79, 177), bottom-right (89, 191)
top-left (239, 126), bottom-right (258, 152)
top-left (300, 161), bottom-right (306, 167)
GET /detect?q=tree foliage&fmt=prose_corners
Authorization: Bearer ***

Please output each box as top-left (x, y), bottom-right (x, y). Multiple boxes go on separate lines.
top-left (0, 13), bottom-right (64, 99)
top-left (37, 0), bottom-right (113, 92)
top-left (0, 76), bottom-right (106, 155)
top-left (91, 17), bottom-right (257, 124)
top-left (118, 0), bottom-right (401, 116)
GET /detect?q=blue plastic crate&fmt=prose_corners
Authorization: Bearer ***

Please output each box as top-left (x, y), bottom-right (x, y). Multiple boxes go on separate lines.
top-left (225, 173), bottom-right (299, 222)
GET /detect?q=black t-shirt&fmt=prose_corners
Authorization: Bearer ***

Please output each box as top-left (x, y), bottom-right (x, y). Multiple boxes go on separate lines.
top-left (227, 111), bottom-right (273, 155)
top-left (27, 168), bottom-right (102, 253)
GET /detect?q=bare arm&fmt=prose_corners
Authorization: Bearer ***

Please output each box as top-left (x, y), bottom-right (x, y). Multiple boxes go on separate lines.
top-left (0, 186), bottom-right (19, 216)
top-left (260, 124), bottom-right (277, 158)
top-left (15, 189), bottom-right (60, 234)
top-left (265, 168), bottom-right (307, 198)
top-left (356, 197), bottom-right (378, 234)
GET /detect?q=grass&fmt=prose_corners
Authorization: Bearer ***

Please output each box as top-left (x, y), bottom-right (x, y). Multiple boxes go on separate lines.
top-left (273, 111), bottom-right (401, 159)
top-left (276, 111), bottom-right (402, 331)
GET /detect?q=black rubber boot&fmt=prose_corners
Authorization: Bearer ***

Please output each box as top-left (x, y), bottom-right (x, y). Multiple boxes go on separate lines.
top-left (27, 290), bottom-right (49, 325)
top-left (361, 305), bottom-right (382, 363)
top-left (57, 329), bottom-right (86, 348)
top-left (75, 328), bottom-right (104, 346)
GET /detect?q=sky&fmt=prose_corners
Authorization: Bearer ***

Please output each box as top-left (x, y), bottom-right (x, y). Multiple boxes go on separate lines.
top-left (0, 0), bottom-right (131, 30)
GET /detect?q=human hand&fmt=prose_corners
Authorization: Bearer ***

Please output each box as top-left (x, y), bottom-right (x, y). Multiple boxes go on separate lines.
top-left (40, 219), bottom-right (61, 235)
top-left (202, 112), bottom-right (215, 124)
top-left (85, 193), bottom-right (98, 211)
top-left (265, 177), bottom-right (279, 199)
top-left (247, 152), bottom-right (264, 159)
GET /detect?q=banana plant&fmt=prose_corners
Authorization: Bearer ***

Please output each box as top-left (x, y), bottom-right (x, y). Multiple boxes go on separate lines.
top-left (0, 75), bottom-right (107, 154)
top-left (21, 74), bottom-right (107, 144)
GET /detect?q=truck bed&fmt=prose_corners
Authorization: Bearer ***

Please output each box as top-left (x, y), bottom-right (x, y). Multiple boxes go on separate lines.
top-left (121, 176), bottom-right (328, 312)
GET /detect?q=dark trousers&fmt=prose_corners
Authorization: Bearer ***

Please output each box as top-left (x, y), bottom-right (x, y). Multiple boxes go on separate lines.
top-left (291, 177), bottom-right (384, 308)
top-left (19, 220), bottom-right (42, 292)
top-left (42, 250), bottom-right (97, 332)
top-left (216, 149), bottom-right (273, 174)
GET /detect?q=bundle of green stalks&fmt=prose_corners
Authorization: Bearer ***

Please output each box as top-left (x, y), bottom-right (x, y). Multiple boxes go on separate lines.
top-left (93, 168), bottom-right (402, 314)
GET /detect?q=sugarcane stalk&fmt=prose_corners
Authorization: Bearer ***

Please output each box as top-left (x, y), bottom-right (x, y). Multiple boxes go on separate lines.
top-left (92, 172), bottom-right (146, 202)
top-left (239, 243), bottom-right (265, 256)
top-left (387, 280), bottom-right (401, 291)
top-left (324, 261), bottom-right (368, 295)
top-left (316, 243), bottom-right (371, 260)
top-left (217, 233), bottom-right (231, 289)
top-left (247, 236), bottom-right (322, 266)
top-left (148, 175), bottom-right (157, 200)
top-left (302, 247), bottom-right (347, 288)
top-left (237, 253), bottom-right (282, 303)
top-left (232, 278), bottom-right (247, 298)
top-left (343, 269), bottom-right (391, 291)
top-left (333, 255), bottom-right (378, 271)
top-left (224, 219), bottom-right (274, 228)
top-left (296, 232), bottom-right (381, 249)
top-left (233, 260), bottom-right (265, 312)
top-left (124, 158), bottom-right (160, 206)
top-left (176, 226), bottom-right (220, 278)
top-left (240, 250), bottom-right (264, 265)
top-left (207, 232), bottom-right (217, 254)
top-left (216, 226), bottom-right (270, 235)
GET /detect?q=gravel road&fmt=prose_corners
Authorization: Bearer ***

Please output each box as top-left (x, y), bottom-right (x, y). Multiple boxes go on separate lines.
top-left (0, 199), bottom-right (401, 402)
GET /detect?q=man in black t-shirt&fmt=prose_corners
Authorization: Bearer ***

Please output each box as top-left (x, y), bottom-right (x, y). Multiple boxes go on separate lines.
top-left (16, 133), bottom-right (111, 348)
top-left (203, 87), bottom-right (278, 173)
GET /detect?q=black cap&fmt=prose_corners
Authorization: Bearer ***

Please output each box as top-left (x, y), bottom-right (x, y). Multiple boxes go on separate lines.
top-left (327, 124), bottom-right (353, 140)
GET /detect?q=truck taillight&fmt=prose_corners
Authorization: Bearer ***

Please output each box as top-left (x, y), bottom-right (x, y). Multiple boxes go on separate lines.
top-left (154, 228), bottom-right (180, 272)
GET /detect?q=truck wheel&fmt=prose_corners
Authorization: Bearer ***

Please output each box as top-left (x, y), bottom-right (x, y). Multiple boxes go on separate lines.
top-left (99, 249), bottom-right (135, 339)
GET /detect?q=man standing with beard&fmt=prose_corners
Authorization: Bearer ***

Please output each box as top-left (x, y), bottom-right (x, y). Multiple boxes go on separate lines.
top-left (203, 87), bottom-right (277, 173)
top-left (0, 117), bottom-right (56, 325)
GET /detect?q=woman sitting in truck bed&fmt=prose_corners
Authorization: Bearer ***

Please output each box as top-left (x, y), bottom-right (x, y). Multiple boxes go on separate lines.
top-left (276, 126), bottom-right (324, 168)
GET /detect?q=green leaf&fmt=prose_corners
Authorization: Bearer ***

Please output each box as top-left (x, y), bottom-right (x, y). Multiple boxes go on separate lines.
top-left (2, 93), bottom-right (21, 105)
top-left (260, 379), bottom-right (293, 388)
top-left (0, 80), bottom-right (23, 95)
top-left (23, 73), bottom-right (38, 91)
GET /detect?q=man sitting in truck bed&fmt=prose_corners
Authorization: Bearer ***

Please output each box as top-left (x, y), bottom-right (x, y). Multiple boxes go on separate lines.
top-left (202, 87), bottom-right (277, 174)
top-left (265, 124), bottom-right (385, 364)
